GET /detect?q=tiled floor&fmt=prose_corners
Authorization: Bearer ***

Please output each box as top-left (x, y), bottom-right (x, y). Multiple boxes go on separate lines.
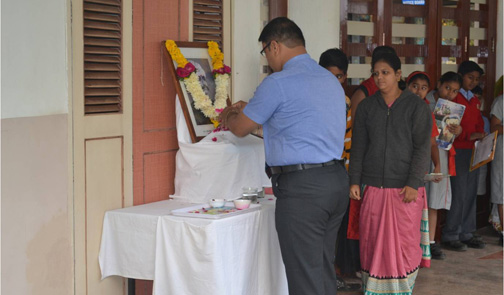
top-left (338, 226), bottom-right (503, 295)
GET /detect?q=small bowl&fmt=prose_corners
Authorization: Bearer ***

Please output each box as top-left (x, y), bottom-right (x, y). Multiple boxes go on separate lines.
top-left (209, 198), bottom-right (226, 208)
top-left (233, 199), bottom-right (251, 210)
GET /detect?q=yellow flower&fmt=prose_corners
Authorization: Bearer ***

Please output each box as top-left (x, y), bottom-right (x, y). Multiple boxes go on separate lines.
top-left (213, 61), bottom-right (224, 70)
top-left (165, 40), bottom-right (229, 122)
top-left (208, 42), bottom-right (225, 70)
top-left (165, 40), bottom-right (188, 68)
top-left (211, 119), bottom-right (220, 128)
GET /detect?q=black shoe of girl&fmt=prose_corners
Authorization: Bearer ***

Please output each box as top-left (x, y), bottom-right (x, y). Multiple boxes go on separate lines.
top-left (430, 243), bottom-right (446, 260)
top-left (336, 276), bottom-right (361, 292)
top-left (461, 237), bottom-right (486, 249)
top-left (442, 240), bottom-right (468, 252)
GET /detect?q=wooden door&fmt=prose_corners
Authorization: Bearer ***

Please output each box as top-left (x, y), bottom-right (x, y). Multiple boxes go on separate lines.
top-left (389, 0), bottom-right (438, 86)
top-left (340, 0), bottom-right (379, 95)
top-left (341, 0), bottom-right (438, 95)
top-left (72, 0), bottom-right (134, 294)
top-left (132, 0), bottom-right (189, 294)
top-left (439, 0), bottom-right (497, 106)
top-left (467, 0), bottom-right (497, 113)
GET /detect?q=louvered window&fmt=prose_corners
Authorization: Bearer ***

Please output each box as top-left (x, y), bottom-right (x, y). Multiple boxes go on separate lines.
top-left (83, 0), bottom-right (122, 114)
top-left (193, 0), bottom-right (223, 47)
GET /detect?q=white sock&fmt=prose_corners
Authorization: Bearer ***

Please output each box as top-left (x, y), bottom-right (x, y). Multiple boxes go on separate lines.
top-left (430, 241), bottom-right (435, 244)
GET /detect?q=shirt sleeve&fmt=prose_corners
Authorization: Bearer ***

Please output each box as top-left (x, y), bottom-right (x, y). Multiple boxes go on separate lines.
top-left (491, 95), bottom-right (503, 122)
top-left (243, 77), bottom-right (283, 125)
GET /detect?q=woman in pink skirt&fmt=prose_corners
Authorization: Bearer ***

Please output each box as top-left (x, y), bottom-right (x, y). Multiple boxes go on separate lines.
top-left (349, 52), bottom-right (432, 295)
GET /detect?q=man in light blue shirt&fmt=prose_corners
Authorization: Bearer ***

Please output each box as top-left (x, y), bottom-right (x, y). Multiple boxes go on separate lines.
top-left (220, 17), bottom-right (348, 295)
top-left (243, 53), bottom-right (345, 166)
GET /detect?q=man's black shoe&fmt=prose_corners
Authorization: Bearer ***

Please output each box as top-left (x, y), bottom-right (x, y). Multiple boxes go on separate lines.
top-left (472, 233), bottom-right (483, 241)
top-left (430, 243), bottom-right (446, 260)
top-left (442, 240), bottom-right (468, 252)
top-left (462, 237), bottom-right (486, 249)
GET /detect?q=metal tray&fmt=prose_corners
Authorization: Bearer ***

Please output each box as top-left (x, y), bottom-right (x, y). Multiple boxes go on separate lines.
top-left (171, 202), bottom-right (261, 219)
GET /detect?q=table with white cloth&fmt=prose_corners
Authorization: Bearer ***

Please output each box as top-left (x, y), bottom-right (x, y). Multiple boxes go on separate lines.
top-left (99, 198), bottom-right (288, 295)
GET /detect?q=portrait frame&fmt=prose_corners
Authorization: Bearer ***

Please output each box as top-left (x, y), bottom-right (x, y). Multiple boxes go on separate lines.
top-left (163, 41), bottom-right (230, 143)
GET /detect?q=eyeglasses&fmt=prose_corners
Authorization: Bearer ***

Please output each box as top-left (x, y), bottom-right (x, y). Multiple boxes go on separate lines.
top-left (260, 41), bottom-right (272, 56)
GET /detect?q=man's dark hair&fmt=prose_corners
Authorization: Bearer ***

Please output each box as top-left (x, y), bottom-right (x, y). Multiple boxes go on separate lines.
top-left (319, 48), bottom-right (349, 74)
top-left (258, 17), bottom-right (305, 48)
top-left (458, 60), bottom-right (484, 76)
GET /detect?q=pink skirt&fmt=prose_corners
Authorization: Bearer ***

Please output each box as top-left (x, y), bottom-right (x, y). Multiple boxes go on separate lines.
top-left (359, 186), bottom-right (430, 295)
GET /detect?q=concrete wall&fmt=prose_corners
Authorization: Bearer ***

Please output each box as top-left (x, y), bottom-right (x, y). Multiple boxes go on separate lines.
top-left (289, 0), bottom-right (340, 63)
top-left (231, 0), bottom-right (262, 102)
top-left (2, 0), bottom-right (68, 119)
top-left (1, 0), bottom-right (72, 294)
top-left (231, 0), bottom-right (341, 103)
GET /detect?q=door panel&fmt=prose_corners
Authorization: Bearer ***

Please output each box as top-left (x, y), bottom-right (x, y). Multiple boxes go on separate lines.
top-left (132, 0), bottom-right (188, 207)
top-left (132, 0), bottom-right (189, 294)
top-left (85, 138), bottom-right (125, 295)
top-left (72, 0), bottom-right (133, 294)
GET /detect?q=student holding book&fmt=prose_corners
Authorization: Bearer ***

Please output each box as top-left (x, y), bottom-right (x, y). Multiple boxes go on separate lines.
top-left (407, 71), bottom-right (454, 260)
top-left (441, 61), bottom-right (486, 251)
top-left (424, 72), bottom-right (463, 259)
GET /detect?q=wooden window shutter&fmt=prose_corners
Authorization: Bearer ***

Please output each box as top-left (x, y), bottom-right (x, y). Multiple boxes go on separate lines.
top-left (193, 0), bottom-right (223, 47)
top-left (83, 0), bottom-right (122, 114)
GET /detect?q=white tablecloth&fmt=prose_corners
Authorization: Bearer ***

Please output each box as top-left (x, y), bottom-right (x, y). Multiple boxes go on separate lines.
top-left (99, 198), bottom-right (288, 295)
top-left (171, 96), bottom-right (270, 204)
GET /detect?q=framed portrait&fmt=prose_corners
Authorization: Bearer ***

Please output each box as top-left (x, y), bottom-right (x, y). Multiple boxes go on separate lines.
top-left (163, 41), bottom-right (230, 143)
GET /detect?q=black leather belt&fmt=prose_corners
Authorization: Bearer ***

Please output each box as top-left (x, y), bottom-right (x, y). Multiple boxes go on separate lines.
top-left (268, 159), bottom-right (343, 175)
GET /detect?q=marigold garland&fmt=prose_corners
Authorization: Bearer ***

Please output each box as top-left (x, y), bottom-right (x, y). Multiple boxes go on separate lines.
top-left (165, 40), bottom-right (231, 122)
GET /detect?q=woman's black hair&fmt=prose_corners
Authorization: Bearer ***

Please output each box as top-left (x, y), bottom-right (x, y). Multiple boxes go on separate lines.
top-left (371, 52), bottom-right (401, 72)
top-left (318, 48), bottom-right (349, 74)
top-left (458, 60), bottom-right (484, 76)
top-left (398, 80), bottom-right (407, 90)
top-left (439, 71), bottom-right (463, 87)
top-left (372, 46), bottom-right (397, 63)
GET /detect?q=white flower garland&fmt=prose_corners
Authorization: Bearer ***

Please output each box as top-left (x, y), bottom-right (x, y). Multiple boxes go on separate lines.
top-left (184, 71), bottom-right (229, 120)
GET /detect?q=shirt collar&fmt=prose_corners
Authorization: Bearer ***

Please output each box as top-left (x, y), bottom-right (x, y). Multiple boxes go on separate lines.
top-left (283, 53), bottom-right (310, 70)
top-left (460, 88), bottom-right (474, 101)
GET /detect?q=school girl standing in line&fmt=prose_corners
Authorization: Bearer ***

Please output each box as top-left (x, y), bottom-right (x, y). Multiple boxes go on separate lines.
top-left (409, 71), bottom-right (463, 260)
top-left (441, 61), bottom-right (486, 251)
